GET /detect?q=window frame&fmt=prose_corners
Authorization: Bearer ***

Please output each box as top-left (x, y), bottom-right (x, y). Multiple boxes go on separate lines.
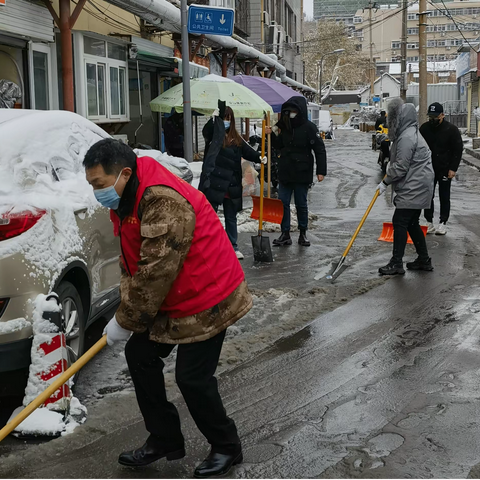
top-left (28, 43), bottom-right (54, 110)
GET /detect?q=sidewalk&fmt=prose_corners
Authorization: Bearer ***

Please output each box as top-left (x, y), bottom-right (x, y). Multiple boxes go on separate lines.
top-left (463, 149), bottom-right (480, 170)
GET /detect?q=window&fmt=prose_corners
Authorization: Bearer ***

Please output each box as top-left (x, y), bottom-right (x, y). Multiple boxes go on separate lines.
top-left (407, 28), bottom-right (419, 35)
top-left (33, 51), bottom-right (49, 110)
top-left (354, 16), bottom-right (362, 23)
top-left (80, 35), bottom-right (129, 122)
top-left (407, 13), bottom-right (417, 20)
top-left (391, 41), bottom-right (401, 49)
top-left (407, 43), bottom-right (418, 49)
top-left (30, 43), bottom-right (53, 110)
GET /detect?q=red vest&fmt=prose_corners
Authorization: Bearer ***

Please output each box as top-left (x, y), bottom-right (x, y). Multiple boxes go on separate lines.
top-left (110, 156), bottom-right (245, 318)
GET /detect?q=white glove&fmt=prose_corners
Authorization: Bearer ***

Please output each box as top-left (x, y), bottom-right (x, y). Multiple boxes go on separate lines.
top-left (212, 108), bottom-right (220, 118)
top-left (103, 315), bottom-right (131, 346)
top-left (261, 156), bottom-right (268, 164)
top-left (377, 181), bottom-right (387, 196)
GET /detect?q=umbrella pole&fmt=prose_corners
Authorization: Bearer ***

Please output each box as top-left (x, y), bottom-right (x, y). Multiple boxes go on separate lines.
top-left (267, 111), bottom-right (271, 198)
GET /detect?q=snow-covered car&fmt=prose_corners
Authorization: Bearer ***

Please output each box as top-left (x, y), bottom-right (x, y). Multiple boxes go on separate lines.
top-left (0, 110), bottom-right (192, 394)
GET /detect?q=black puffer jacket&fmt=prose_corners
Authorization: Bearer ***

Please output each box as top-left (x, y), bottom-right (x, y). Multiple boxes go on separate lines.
top-left (419, 119), bottom-right (463, 178)
top-left (199, 118), bottom-right (261, 211)
top-left (272, 96), bottom-right (327, 185)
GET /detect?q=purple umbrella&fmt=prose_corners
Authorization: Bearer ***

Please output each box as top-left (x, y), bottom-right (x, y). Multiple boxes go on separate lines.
top-left (232, 75), bottom-right (305, 113)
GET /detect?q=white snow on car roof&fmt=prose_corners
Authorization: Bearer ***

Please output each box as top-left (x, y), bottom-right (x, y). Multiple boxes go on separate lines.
top-left (0, 109), bottom-right (108, 215)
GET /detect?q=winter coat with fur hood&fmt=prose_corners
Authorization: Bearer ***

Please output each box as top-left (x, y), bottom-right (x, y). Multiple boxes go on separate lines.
top-left (384, 99), bottom-right (434, 210)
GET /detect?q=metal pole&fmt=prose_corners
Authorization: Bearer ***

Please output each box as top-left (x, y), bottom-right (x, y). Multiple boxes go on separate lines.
top-left (318, 58), bottom-right (323, 105)
top-left (400, 0), bottom-right (407, 100)
top-left (181, 0), bottom-right (193, 162)
top-left (419, 0), bottom-right (428, 125)
top-left (369, 2), bottom-right (374, 104)
top-left (59, 0), bottom-right (74, 112)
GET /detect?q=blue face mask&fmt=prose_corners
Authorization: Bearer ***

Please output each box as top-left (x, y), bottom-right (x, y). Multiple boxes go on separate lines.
top-left (224, 120), bottom-right (231, 130)
top-left (93, 171), bottom-right (123, 210)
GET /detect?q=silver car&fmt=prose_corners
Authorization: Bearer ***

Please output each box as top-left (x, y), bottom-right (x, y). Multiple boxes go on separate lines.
top-left (0, 110), bottom-right (191, 394)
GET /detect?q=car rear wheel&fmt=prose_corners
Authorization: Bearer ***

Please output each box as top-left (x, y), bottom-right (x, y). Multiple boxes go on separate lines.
top-left (55, 281), bottom-right (85, 368)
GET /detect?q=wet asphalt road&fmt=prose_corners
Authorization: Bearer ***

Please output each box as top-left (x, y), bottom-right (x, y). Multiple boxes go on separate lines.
top-left (2, 129), bottom-right (480, 478)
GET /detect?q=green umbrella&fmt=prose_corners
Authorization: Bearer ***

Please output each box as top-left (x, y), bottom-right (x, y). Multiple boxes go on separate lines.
top-left (150, 74), bottom-right (274, 118)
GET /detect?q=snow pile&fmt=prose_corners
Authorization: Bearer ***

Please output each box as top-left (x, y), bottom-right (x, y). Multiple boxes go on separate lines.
top-left (12, 294), bottom-right (88, 437)
top-left (0, 318), bottom-right (30, 334)
top-left (0, 110), bottom-right (106, 216)
top-left (134, 148), bottom-right (193, 184)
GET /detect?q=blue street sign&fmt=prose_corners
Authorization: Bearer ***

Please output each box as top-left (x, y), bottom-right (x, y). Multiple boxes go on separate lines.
top-left (188, 5), bottom-right (235, 36)
top-left (372, 96), bottom-right (381, 102)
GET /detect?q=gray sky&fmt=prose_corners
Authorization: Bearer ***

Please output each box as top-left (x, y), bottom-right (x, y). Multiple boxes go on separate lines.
top-left (304, 0), bottom-right (314, 19)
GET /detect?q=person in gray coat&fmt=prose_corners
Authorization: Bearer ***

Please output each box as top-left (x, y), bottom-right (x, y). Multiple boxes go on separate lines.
top-left (376, 99), bottom-right (435, 275)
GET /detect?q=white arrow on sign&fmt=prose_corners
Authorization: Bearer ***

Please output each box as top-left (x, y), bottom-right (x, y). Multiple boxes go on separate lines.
top-left (220, 14), bottom-right (226, 24)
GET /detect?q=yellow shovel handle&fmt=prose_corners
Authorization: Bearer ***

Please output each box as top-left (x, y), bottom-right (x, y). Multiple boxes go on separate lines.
top-left (266, 112), bottom-right (271, 199)
top-left (0, 335), bottom-right (108, 443)
top-left (258, 120), bottom-right (266, 233)
top-left (342, 189), bottom-right (380, 258)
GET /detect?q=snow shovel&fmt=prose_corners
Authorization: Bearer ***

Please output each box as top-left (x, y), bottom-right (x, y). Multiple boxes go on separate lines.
top-left (378, 222), bottom-right (428, 244)
top-left (251, 120), bottom-right (273, 263)
top-left (250, 112), bottom-right (284, 225)
top-left (326, 190), bottom-right (380, 282)
top-left (0, 335), bottom-right (107, 443)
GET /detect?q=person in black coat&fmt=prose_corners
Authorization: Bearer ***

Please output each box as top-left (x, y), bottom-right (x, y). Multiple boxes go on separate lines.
top-left (163, 112), bottom-right (184, 158)
top-left (199, 102), bottom-right (265, 260)
top-left (375, 110), bottom-right (387, 130)
top-left (266, 96), bottom-right (327, 247)
top-left (419, 102), bottom-right (464, 235)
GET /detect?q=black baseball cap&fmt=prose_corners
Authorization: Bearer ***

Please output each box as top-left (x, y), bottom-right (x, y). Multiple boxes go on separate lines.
top-left (428, 102), bottom-right (443, 117)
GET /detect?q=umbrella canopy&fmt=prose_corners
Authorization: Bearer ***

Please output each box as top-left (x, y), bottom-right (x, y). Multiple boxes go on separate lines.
top-left (150, 74), bottom-right (273, 118)
top-left (232, 75), bottom-right (305, 113)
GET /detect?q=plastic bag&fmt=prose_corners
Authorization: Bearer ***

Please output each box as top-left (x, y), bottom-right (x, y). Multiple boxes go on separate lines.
top-left (241, 159), bottom-right (258, 197)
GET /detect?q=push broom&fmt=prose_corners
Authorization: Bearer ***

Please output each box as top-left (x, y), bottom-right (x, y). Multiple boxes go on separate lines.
top-left (326, 189), bottom-right (380, 282)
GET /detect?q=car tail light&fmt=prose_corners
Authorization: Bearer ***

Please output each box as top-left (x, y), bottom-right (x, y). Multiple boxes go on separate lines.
top-left (0, 210), bottom-right (46, 241)
top-left (0, 298), bottom-right (8, 318)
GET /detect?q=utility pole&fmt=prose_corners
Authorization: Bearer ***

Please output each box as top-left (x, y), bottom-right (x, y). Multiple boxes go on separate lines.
top-left (364, 1), bottom-right (377, 105)
top-left (400, 0), bottom-right (407, 100)
top-left (181, 0), bottom-right (193, 162)
top-left (418, 0), bottom-right (428, 124)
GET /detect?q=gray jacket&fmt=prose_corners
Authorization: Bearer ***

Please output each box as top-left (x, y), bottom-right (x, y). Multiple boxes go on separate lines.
top-left (384, 99), bottom-right (434, 210)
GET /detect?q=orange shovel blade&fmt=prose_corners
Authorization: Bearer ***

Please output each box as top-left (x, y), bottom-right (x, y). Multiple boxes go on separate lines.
top-left (378, 222), bottom-right (428, 244)
top-left (250, 196), bottom-right (284, 225)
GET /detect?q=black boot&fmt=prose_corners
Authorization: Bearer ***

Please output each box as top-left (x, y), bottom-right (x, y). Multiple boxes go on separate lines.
top-left (273, 231), bottom-right (292, 246)
top-left (118, 442), bottom-right (185, 467)
top-left (298, 230), bottom-right (311, 246)
top-left (378, 262), bottom-right (405, 275)
top-left (406, 257), bottom-right (434, 271)
top-left (194, 450), bottom-right (243, 478)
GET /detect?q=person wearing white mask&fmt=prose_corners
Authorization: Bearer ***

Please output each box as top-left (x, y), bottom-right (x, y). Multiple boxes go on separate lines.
top-left (200, 101), bottom-right (266, 260)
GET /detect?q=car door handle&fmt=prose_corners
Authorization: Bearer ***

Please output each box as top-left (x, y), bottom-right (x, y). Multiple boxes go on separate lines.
top-left (74, 208), bottom-right (88, 216)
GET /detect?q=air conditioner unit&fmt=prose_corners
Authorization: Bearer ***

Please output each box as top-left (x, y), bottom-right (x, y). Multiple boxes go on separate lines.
top-left (392, 50), bottom-right (397, 54)
top-left (446, 46), bottom-right (451, 50)
top-left (263, 11), bottom-right (271, 25)
top-left (441, 32), bottom-right (446, 36)
top-left (473, 13), bottom-right (477, 18)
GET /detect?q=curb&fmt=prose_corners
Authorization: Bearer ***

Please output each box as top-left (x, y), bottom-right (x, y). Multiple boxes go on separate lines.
top-left (463, 148), bottom-right (480, 171)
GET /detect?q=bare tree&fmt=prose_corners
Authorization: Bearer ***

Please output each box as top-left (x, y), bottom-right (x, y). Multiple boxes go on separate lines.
top-left (303, 20), bottom-right (370, 92)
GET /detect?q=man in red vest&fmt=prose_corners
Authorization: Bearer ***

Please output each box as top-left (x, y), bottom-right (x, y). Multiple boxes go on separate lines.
top-left (83, 138), bottom-right (252, 478)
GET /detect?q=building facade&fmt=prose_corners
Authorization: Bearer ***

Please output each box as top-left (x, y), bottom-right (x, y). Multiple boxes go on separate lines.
top-left (248, 0), bottom-right (304, 83)
top-left (354, 0), bottom-right (480, 65)
top-left (314, 0), bottom-right (399, 23)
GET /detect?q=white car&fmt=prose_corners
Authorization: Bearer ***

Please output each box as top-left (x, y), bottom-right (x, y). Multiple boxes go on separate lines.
top-left (0, 109), bottom-right (191, 395)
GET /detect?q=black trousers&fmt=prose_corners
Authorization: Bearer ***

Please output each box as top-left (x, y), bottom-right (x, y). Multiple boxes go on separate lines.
top-left (125, 329), bottom-right (241, 455)
top-left (424, 177), bottom-right (452, 224)
top-left (392, 209), bottom-right (429, 264)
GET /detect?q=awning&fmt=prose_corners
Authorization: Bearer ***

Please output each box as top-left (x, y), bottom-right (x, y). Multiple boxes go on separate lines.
top-left (134, 51), bottom-right (209, 79)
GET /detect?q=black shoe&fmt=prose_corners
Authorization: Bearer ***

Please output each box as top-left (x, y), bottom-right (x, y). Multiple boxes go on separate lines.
top-left (298, 230), bottom-right (311, 246)
top-left (194, 451), bottom-right (243, 478)
top-left (378, 262), bottom-right (405, 275)
top-left (118, 442), bottom-right (185, 467)
top-left (273, 231), bottom-right (292, 246)
top-left (406, 257), bottom-right (434, 271)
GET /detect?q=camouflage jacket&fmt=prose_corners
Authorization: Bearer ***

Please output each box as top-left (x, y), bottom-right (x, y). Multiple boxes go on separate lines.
top-left (115, 185), bottom-right (252, 344)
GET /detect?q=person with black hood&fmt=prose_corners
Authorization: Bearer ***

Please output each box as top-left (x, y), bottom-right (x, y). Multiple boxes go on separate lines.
top-left (420, 102), bottom-right (464, 236)
top-left (375, 110), bottom-right (387, 130)
top-left (163, 112), bottom-right (184, 158)
top-left (265, 96), bottom-right (327, 247)
top-left (199, 101), bottom-right (266, 260)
